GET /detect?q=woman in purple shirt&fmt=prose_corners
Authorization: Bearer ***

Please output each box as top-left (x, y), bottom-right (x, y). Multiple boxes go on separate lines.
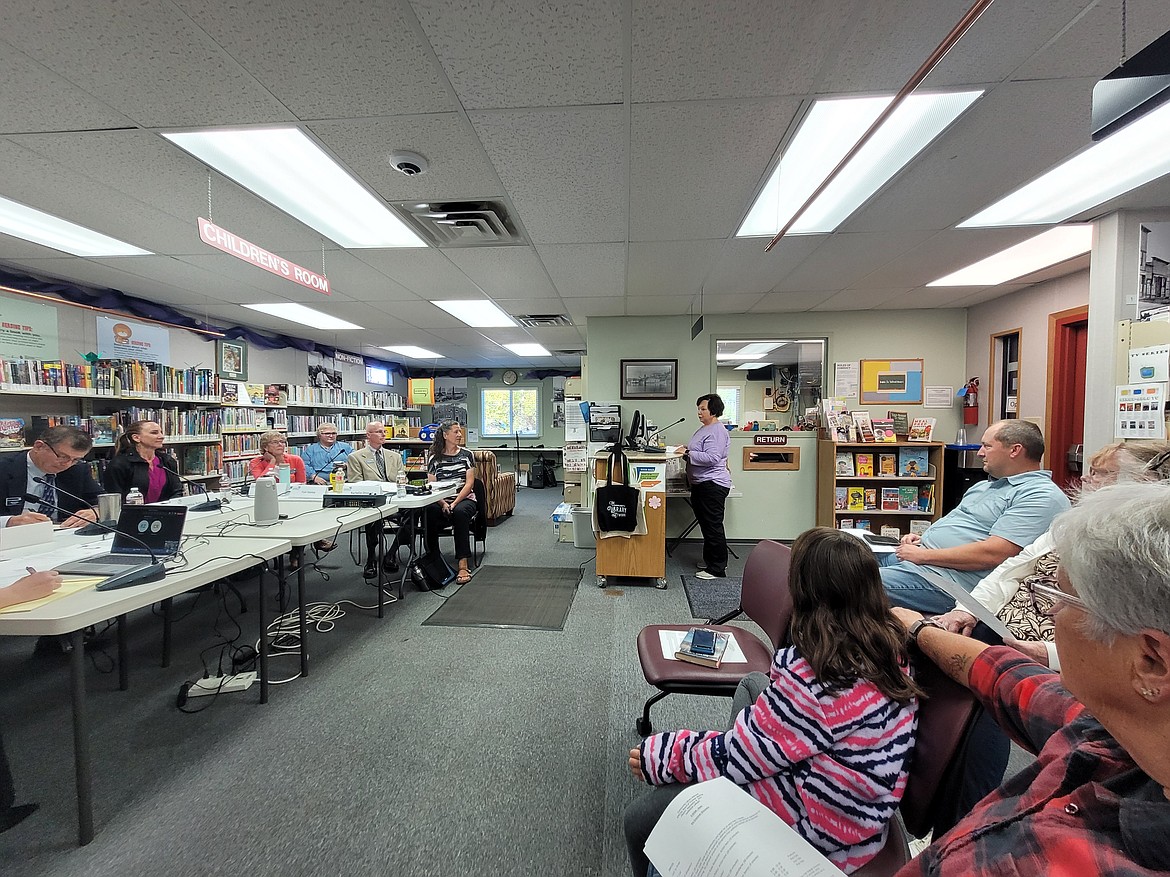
top-left (685, 394), bottom-right (732, 579)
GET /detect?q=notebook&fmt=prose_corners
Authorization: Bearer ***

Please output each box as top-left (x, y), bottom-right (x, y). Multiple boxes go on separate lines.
top-left (54, 505), bottom-right (187, 575)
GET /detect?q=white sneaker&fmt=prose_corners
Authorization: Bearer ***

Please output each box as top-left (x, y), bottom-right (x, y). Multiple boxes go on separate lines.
top-left (695, 570), bottom-right (720, 580)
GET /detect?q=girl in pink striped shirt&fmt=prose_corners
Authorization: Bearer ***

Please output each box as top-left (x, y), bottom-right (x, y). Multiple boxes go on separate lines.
top-left (626, 527), bottom-right (922, 875)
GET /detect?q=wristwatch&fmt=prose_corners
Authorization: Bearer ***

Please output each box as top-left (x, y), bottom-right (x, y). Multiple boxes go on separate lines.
top-left (908, 617), bottom-right (944, 643)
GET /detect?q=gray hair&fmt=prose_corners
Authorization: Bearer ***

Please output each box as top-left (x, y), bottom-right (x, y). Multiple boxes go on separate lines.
top-left (992, 419), bottom-right (1044, 461)
top-left (1051, 482), bottom-right (1170, 640)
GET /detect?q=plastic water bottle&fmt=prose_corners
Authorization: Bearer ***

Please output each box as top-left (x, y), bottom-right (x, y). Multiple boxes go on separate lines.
top-left (125, 488), bottom-right (144, 506)
top-left (277, 463), bottom-right (291, 486)
top-left (396, 466), bottom-right (408, 493)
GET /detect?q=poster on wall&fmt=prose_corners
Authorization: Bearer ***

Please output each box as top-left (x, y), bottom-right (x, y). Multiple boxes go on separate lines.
top-left (552, 376), bottom-right (566, 402)
top-left (96, 315), bottom-right (170, 364)
top-left (409, 377), bottom-right (435, 406)
top-left (217, 339), bottom-right (247, 381)
top-left (859, 359), bottom-right (924, 405)
top-left (434, 377), bottom-right (468, 427)
top-left (833, 362), bottom-right (859, 398)
top-left (307, 352), bottom-right (342, 389)
top-left (0, 296), bottom-right (59, 359)
top-left (1115, 383), bottom-right (1167, 440)
top-left (1129, 344), bottom-right (1170, 383)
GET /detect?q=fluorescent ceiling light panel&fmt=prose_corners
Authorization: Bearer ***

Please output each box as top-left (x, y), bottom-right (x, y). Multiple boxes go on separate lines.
top-left (734, 341), bottom-right (784, 356)
top-left (960, 101), bottom-right (1170, 227)
top-left (739, 90), bottom-right (982, 236)
top-left (162, 127), bottom-right (426, 248)
top-left (242, 302), bottom-right (362, 330)
top-left (928, 225), bottom-right (1093, 286)
top-left (433, 300), bottom-right (516, 327)
top-left (504, 343), bottom-right (551, 356)
top-left (381, 345), bottom-right (443, 358)
top-left (735, 362), bottom-right (772, 370)
top-left (0, 196), bottom-right (151, 257)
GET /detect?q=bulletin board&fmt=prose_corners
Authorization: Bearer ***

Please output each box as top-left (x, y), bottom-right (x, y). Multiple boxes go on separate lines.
top-left (860, 359), bottom-right (924, 405)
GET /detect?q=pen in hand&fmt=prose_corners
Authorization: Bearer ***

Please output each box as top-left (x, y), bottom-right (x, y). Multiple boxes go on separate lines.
top-left (26, 566), bottom-right (37, 575)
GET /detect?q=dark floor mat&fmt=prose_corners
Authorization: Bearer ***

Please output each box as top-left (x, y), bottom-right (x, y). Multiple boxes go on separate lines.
top-left (680, 575), bottom-right (742, 620)
top-left (422, 565), bottom-right (581, 630)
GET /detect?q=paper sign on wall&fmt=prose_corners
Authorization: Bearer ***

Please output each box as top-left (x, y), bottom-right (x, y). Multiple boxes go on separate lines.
top-left (1129, 344), bottom-right (1170, 383)
top-left (96, 315), bottom-right (170, 364)
top-left (409, 378), bottom-right (435, 406)
top-left (0, 296), bottom-right (59, 359)
top-left (1115, 383), bottom-right (1167, 440)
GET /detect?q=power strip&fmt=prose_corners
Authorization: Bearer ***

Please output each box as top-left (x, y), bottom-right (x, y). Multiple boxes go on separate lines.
top-left (185, 672), bottom-right (257, 698)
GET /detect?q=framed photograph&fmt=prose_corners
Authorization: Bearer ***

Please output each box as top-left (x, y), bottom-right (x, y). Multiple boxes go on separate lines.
top-left (217, 339), bottom-right (247, 381)
top-left (621, 359), bottom-right (678, 400)
top-left (859, 358), bottom-right (923, 405)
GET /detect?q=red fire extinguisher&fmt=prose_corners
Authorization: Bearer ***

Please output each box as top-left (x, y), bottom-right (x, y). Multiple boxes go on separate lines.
top-left (962, 377), bottom-right (980, 426)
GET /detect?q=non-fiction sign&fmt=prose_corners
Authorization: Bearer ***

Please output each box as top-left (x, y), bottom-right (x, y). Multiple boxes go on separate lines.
top-left (198, 217), bottom-right (331, 294)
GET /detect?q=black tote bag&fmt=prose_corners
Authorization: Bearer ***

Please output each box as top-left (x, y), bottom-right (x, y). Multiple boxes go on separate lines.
top-left (595, 447), bottom-right (640, 533)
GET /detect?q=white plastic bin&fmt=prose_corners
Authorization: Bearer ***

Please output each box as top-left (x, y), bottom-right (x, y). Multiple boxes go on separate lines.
top-left (572, 506), bottom-right (596, 549)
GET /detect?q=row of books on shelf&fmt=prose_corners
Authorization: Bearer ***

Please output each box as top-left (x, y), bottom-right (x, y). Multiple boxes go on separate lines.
top-left (286, 414), bottom-right (422, 434)
top-left (835, 484), bottom-right (935, 513)
top-left (179, 444), bottom-right (223, 477)
top-left (840, 519), bottom-right (931, 538)
top-left (286, 385), bottom-right (412, 410)
top-left (835, 447), bottom-right (930, 477)
top-left (0, 357), bottom-right (220, 399)
top-left (823, 408), bottom-right (936, 443)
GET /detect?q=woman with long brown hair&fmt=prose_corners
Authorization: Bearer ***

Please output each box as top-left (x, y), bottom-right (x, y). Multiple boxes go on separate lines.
top-left (625, 527), bottom-right (922, 876)
top-left (102, 420), bottom-right (182, 503)
top-left (425, 420), bottom-right (477, 585)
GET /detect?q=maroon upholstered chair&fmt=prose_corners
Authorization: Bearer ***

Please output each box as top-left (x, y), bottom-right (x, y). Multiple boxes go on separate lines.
top-left (634, 540), bottom-right (792, 736)
top-left (852, 646), bottom-right (983, 876)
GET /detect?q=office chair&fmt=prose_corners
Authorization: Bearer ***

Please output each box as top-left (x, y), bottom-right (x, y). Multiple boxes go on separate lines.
top-left (852, 647), bottom-right (983, 876)
top-left (634, 539), bottom-right (792, 736)
top-left (433, 478), bottom-right (488, 566)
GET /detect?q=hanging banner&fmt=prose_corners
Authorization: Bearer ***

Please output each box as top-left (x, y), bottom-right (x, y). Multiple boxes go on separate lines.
top-left (0, 295), bottom-right (59, 359)
top-left (197, 217), bottom-right (331, 295)
top-left (409, 377), bottom-right (435, 406)
top-left (96, 315), bottom-right (170, 364)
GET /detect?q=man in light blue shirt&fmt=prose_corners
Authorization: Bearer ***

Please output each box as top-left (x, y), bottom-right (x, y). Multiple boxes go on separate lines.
top-left (880, 420), bottom-right (1069, 614)
top-left (299, 423), bottom-right (353, 485)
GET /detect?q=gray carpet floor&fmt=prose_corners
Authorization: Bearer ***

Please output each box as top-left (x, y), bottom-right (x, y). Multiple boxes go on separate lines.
top-left (0, 487), bottom-right (745, 877)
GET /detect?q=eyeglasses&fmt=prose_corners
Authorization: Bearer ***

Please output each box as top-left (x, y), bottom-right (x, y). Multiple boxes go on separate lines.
top-left (1030, 581), bottom-right (1091, 616)
top-left (40, 442), bottom-right (87, 467)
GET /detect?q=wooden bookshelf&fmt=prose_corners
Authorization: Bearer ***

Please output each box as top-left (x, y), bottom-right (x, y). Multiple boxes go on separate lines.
top-left (816, 440), bottom-right (945, 536)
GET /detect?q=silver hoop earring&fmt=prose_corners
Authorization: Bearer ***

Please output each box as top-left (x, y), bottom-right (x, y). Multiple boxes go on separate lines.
top-left (1140, 687), bottom-right (1161, 699)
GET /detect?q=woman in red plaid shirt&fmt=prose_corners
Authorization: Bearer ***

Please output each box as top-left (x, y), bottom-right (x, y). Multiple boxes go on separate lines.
top-left (893, 481), bottom-right (1170, 876)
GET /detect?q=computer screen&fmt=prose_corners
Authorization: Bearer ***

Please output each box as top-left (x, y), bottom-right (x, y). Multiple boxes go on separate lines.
top-left (625, 409), bottom-right (644, 448)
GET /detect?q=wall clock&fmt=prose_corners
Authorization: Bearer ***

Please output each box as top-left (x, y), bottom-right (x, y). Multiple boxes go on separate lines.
top-left (502, 369), bottom-right (519, 385)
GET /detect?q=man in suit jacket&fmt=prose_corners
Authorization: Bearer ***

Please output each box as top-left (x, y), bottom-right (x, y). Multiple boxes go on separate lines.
top-left (346, 422), bottom-right (405, 578)
top-left (1, 425), bottom-right (101, 529)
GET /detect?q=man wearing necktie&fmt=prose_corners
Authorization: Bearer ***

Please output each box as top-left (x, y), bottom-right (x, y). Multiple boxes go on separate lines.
top-left (0, 425), bottom-right (101, 529)
top-left (346, 422), bottom-right (405, 579)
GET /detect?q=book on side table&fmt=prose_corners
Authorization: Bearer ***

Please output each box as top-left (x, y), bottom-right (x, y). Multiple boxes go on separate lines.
top-left (675, 628), bottom-right (731, 668)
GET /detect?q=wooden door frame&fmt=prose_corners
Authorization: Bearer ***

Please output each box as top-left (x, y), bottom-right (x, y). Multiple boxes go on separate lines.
top-left (988, 327), bottom-right (1023, 422)
top-left (1044, 305), bottom-right (1089, 473)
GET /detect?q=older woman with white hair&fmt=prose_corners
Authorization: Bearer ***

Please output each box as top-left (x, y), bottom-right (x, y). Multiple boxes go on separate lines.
top-left (890, 482), bottom-right (1170, 875)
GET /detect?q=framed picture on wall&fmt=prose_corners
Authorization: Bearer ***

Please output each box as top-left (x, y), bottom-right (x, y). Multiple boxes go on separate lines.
top-left (621, 359), bottom-right (678, 400)
top-left (217, 339), bottom-right (247, 381)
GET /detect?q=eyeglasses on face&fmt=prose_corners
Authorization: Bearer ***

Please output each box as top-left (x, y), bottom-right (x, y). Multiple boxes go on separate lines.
top-left (1030, 580), bottom-right (1091, 616)
top-left (40, 442), bottom-right (87, 466)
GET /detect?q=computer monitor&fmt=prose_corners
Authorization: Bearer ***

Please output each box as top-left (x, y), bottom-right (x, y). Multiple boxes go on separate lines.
top-left (625, 409), bottom-right (644, 449)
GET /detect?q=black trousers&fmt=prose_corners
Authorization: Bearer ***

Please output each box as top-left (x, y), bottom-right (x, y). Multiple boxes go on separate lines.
top-left (425, 499), bottom-right (477, 561)
top-left (690, 480), bottom-right (730, 576)
top-left (363, 511), bottom-right (412, 563)
top-left (0, 728), bottom-right (14, 811)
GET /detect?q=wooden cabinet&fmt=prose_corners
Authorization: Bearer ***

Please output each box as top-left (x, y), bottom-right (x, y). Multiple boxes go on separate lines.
top-left (816, 440), bottom-right (945, 535)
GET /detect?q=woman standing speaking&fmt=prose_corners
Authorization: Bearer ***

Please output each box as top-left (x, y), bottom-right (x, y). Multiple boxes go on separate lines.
top-left (685, 394), bottom-right (731, 580)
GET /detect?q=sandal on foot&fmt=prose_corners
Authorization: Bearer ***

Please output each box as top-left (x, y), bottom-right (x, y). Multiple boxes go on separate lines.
top-left (455, 569), bottom-right (472, 585)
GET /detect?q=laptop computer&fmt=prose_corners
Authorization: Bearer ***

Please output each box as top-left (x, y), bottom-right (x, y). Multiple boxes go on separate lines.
top-left (55, 505), bottom-right (187, 575)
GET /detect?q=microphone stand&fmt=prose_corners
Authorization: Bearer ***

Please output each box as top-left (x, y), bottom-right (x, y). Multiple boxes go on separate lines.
top-left (22, 493), bottom-right (165, 590)
top-left (645, 417), bottom-right (686, 447)
top-left (160, 460), bottom-right (222, 512)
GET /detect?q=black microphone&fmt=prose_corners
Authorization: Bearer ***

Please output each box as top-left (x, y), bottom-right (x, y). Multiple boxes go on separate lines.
top-left (237, 461), bottom-right (254, 497)
top-left (159, 459), bottom-right (222, 512)
top-left (309, 442), bottom-right (349, 484)
top-left (22, 493), bottom-right (165, 590)
top-left (32, 476), bottom-right (106, 535)
top-left (646, 417), bottom-right (686, 444)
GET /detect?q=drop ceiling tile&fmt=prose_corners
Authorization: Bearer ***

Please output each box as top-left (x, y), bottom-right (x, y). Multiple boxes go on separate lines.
top-left (470, 106), bottom-right (628, 244)
top-left (750, 291), bottom-right (839, 312)
top-left (626, 296), bottom-right (698, 316)
top-left (3, 1), bottom-right (293, 127)
top-left (353, 249), bottom-right (482, 299)
top-left (563, 297), bottom-right (627, 320)
top-left (442, 246), bottom-right (558, 299)
top-left (770, 230), bottom-right (934, 293)
top-left (536, 243), bottom-right (627, 298)
top-left (811, 288), bottom-right (907, 310)
top-left (703, 237), bottom-right (825, 296)
top-left (630, 98), bottom-right (802, 241)
top-left (0, 49), bottom-right (132, 134)
top-left (412, 0), bottom-right (624, 109)
top-left (627, 240), bottom-right (723, 298)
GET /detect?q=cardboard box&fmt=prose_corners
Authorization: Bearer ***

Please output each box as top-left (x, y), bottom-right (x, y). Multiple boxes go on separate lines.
top-left (408, 427), bottom-right (421, 438)
top-left (518, 463), bottom-right (530, 487)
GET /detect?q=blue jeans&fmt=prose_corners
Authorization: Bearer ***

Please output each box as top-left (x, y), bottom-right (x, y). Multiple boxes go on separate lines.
top-left (878, 554), bottom-right (960, 615)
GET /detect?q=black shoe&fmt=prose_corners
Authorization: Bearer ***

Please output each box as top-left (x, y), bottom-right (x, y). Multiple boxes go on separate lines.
top-left (0, 803), bottom-right (38, 834)
top-left (363, 564), bottom-right (377, 579)
top-left (382, 554), bottom-right (400, 573)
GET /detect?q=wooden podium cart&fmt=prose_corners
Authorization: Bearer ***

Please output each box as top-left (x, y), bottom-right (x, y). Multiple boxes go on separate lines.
top-left (592, 449), bottom-right (684, 587)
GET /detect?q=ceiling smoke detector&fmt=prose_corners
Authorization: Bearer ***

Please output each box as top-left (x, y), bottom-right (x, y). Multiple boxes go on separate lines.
top-left (389, 150), bottom-right (428, 176)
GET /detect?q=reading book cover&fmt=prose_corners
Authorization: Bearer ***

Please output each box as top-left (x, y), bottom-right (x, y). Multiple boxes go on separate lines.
top-left (834, 487), bottom-right (847, 510)
top-left (855, 453), bottom-right (874, 477)
top-left (871, 419), bottom-right (897, 442)
top-left (908, 417), bottom-right (936, 442)
top-left (864, 488), bottom-right (878, 510)
top-left (919, 484), bottom-right (935, 512)
top-left (835, 451), bottom-right (854, 475)
top-left (846, 487), bottom-right (866, 511)
top-left (221, 381), bottom-right (239, 404)
top-left (888, 410), bottom-right (910, 435)
top-left (881, 525), bottom-right (902, 539)
top-left (881, 487), bottom-right (901, 510)
top-left (898, 447), bottom-right (929, 477)
top-left (909, 519), bottom-right (931, 535)
top-left (0, 418), bottom-right (24, 448)
top-left (852, 411), bottom-right (875, 442)
top-left (899, 485), bottom-right (920, 510)
top-left (878, 453), bottom-right (897, 476)
top-left (838, 518), bottom-right (855, 529)
top-left (675, 628), bottom-right (731, 668)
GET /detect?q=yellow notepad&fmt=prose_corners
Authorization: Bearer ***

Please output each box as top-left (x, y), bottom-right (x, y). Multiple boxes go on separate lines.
top-left (0, 577), bottom-right (105, 614)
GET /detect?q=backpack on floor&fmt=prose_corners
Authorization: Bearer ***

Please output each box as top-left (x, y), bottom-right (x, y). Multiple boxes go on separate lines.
top-left (538, 454), bottom-right (558, 489)
top-left (529, 458), bottom-right (546, 489)
top-left (410, 550), bottom-right (456, 591)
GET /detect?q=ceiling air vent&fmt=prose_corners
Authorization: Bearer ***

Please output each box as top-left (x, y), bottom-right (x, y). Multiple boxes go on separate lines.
top-left (550, 349), bottom-right (586, 356)
top-left (392, 200), bottom-right (525, 247)
top-left (516, 314), bottom-right (573, 328)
